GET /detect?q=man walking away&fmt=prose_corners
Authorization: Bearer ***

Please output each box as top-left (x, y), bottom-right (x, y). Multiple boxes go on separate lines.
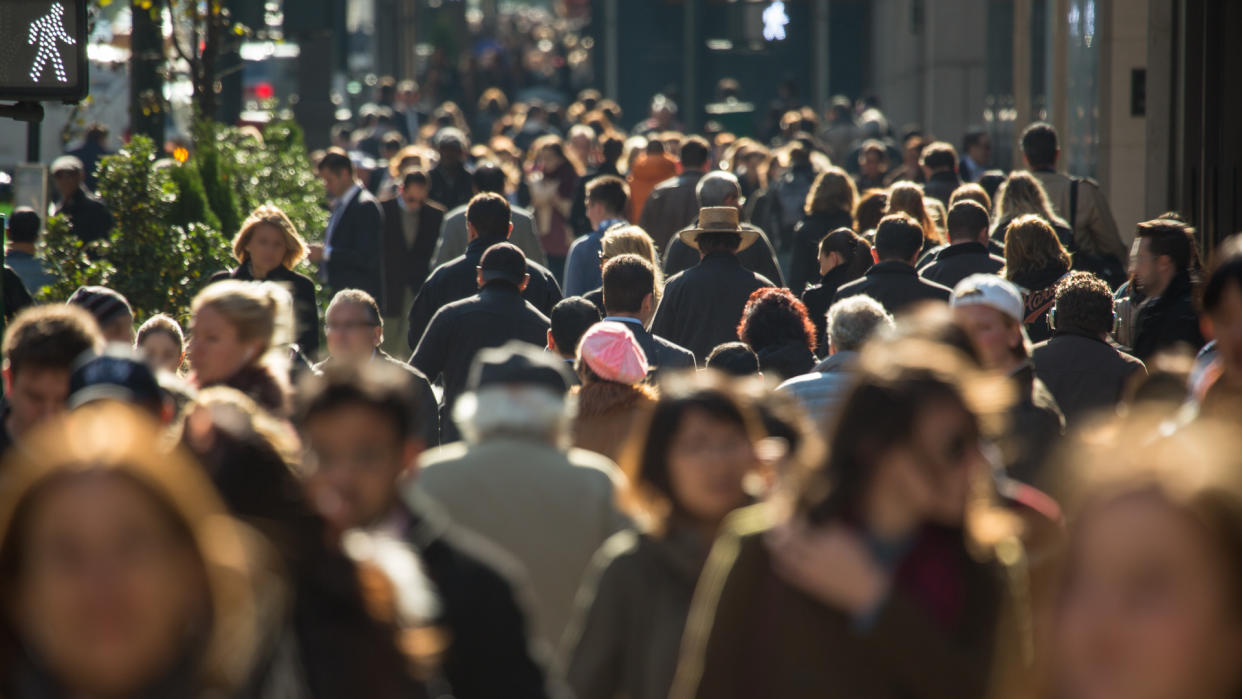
top-left (920, 201), bottom-right (1005, 289)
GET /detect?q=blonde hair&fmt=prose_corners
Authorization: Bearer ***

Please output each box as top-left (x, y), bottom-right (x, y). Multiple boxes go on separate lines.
top-left (804, 166), bottom-right (858, 217)
top-left (602, 225), bottom-right (664, 301)
top-left (1002, 214), bottom-right (1072, 279)
top-left (885, 182), bottom-right (941, 244)
top-left (231, 205), bottom-right (308, 270)
top-left (191, 281), bottom-right (294, 372)
top-left (950, 183), bottom-right (992, 213)
top-left (995, 172), bottom-right (1065, 229)
top-left (925, 197), bottom-right (948, 238)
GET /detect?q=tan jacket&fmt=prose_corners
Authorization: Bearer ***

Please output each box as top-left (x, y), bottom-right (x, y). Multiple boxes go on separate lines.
top-left (1031, 170), bottom-right (1129, 262)
top-left (413, 437), bottom-right (631, 651)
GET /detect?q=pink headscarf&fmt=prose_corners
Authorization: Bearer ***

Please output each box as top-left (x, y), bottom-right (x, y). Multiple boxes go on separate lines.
top-left (578, 321), bottom-right (649, 384)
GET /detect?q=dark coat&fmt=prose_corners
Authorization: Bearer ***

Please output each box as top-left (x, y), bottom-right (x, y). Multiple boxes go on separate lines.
top-left (323, 186), bottom-right (385, 305)
top-left (664, 222), bottom-right (785, 288)
top-left (610, 318), bottom-right (697, 374)
top-left (1032, 332), bottom-right (1146, 426)
top-left (919, 242), bottom-right (1006, 290)
top-left (314, 351), bottom-right (441, 447)
top-left (670, 507), bottom-right (1005, 699)
top-left (403, 497), bottom-right (551, 699)
top-left (1003, 363), bottom-right (1066, 487)
top-left (1131, 272), bottom-right (1205, 361)
top-left (802, 265), bottom-right (864, 354)
top-left (583, 287), bottom-right (606, 316)
top-left (788, 209), bottom-right (853, 295)
top-left (211, 263), bottom-right (320, 360)
top-left (923, 170), bottom-right (962, 208)
top-left (428, 162), bottom-right (475, 211)
top-left (570, 163), bottom-right (622, 236)
top-left (380, 198), bottom-right (446, 316)
top-left (406, 236), bottom-right (563, 351)
top-left (562, 527), bottom-right (710, 699)
top-left (650, 252), bottom-right (774, 363)
top-left (1010, 263), bottom-right (1071, 344)
top-left (3, 267), bottom-right (32, 323)
top-left (832, 261), bottom-right (952, 315)
top-left (639, 171), bottom-right (704, 251)
top-left (409, 284), bottom-right (551, 442)
top-left (54, 185), bottom-right (114, 243)
top-left (754, 342), bottom-right (818, 381)
top-left (207, 364), bottom-right (289, 417)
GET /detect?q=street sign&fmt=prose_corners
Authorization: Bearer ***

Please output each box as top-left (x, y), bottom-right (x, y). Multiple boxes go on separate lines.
top-left (0, 0), bottom-right (89, 102)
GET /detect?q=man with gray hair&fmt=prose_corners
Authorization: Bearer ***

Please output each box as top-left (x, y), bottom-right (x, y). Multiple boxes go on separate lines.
top-left (778, 295), bottom-right (894, 427)
top-left (662, 170), bottom-right (784, 284)
top-left (414, 341), bottom-right (629, 652)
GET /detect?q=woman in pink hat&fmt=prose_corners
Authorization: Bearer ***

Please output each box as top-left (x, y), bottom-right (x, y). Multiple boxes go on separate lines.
top-left (571, 321), bottom-right (658, 462)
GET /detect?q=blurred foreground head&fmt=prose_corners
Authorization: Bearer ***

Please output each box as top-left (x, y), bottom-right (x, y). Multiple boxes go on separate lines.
top-left (0, 404), bottom-right (263, 697)
top-left (1049, 418), bottom-right (1242, 699)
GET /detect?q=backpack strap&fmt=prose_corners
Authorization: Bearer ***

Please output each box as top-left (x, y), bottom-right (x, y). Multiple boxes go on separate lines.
top-left (1068, 176), bottom-right (1080, 237)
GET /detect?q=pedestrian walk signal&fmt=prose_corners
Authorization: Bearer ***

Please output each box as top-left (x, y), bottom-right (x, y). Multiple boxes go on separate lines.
top-left (0, 0), bottom-right (88, 102)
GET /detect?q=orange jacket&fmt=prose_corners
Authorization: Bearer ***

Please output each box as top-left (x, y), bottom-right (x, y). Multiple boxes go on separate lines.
top-left (627, 153), bottom-right (679, 221)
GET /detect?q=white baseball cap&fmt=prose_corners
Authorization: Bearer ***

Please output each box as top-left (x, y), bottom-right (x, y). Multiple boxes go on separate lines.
top-left (950, 274), bottom-right (1025, 324)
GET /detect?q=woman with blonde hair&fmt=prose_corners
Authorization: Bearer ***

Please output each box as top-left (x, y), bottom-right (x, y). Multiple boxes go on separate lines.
top-left (790, 167), bottom-right (859, 295)
top-left (210, 205), bottom-right (320, 360)
top-left (991, 172), bottom-right (1072, 249)
top-left (885, 181), bottom-right (942, 254)
top-left (189, 280), bottom-right (295, 415)
top-left (1002, 214), bottom-right (1073, 342)
top-left (581, 224), bottom-right (664, 313)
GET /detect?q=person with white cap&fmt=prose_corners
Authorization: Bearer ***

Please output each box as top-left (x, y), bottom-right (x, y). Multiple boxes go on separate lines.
top-left (951, 273), bottom-right (1064, 485)
top-left (50, 154), bottom-right (114, 244)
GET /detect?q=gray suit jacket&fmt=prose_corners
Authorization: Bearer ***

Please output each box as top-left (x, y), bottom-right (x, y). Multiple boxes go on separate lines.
top-left (432, 203), bottom-right (548, 268)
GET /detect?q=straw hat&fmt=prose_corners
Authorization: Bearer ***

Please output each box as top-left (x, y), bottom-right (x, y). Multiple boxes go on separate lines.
top-left (678, 206), bottom-right (760, 252)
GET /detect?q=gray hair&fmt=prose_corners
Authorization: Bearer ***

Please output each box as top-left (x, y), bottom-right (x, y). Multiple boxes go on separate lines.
top-left (826, 296), bottom-right (894, 353)
top-left (452, 385), bottom-right (576, 447)
top-left (696, 171), bottom-right (742, 207)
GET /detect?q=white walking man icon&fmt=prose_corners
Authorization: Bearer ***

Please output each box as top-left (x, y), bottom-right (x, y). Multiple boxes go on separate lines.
top-left (28, 2), bottom-right (76, 84)
top-left (762, 0), bottom-right (789, 42)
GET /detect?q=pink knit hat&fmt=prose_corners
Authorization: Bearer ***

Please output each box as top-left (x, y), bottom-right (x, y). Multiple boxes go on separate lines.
top-left (578, 321), bottom-right (649, 384)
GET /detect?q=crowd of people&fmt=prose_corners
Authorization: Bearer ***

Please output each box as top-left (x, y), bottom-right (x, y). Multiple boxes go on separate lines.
top-left (2, 73), bottom-right (1242, 699)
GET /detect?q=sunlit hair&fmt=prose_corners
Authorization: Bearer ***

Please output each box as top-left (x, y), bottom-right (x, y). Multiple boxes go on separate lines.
top-left (0, 404), bottom-right (269, 692)
top-left (453, 385), bottom-right (575, 448)
top-left (804, 166), bottom-right (858, 217)
top-left (1002, 214), bottom-right (1072, 280)
top-left (618, 371), bottom-right (764, 536)
top-left (1049, 417), bottom-right (1242, 621)
top-left (135, 313), bottom-right (185, 363)
top-left (925, 197), bottom-right (948, 237)
top-left (737, 287), bottom-right (818, 354)
top-left (601, 225), bottom-right (664, 300)
top-left (854, 188), bottom-right (889, 233)
top-left (230, 205), bottom-right (309, 270)
top-left (191, 280), bottom-right (294, 373)
top-left (995, 172), bottom-right (1066, 229)
top-left (885, 182), bottom-right (941, 244)
top-left (950, 182), bottom-right (992, 213)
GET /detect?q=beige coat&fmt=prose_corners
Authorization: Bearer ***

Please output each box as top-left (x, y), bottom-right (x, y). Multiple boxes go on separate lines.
top-left (412, 437), bottom-right (632, 651)
top-left (1031, 170), bottom-right (1130, 261)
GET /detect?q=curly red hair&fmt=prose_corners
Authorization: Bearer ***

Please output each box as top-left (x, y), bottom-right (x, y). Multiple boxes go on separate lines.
top-left (736, 287), bottom-right (817, 353)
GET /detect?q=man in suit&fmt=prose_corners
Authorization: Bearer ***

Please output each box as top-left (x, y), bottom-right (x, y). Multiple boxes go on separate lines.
top-left (407, 193), bottom-right (562, 351)
top-left (310, 149), bottom-right (385, 306)
top-left (410, 243), bottom-right (552, 443)
top-left (602, 254), bottom-right (695, 375)
top-left (833, 213), bottom-right (952, 315)
top-left (432, 162), bottom-right (548, 268)
top-left (380, 169), bottom-right (445, 357)
top-left (650, 207), bottom-right (774, 363)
